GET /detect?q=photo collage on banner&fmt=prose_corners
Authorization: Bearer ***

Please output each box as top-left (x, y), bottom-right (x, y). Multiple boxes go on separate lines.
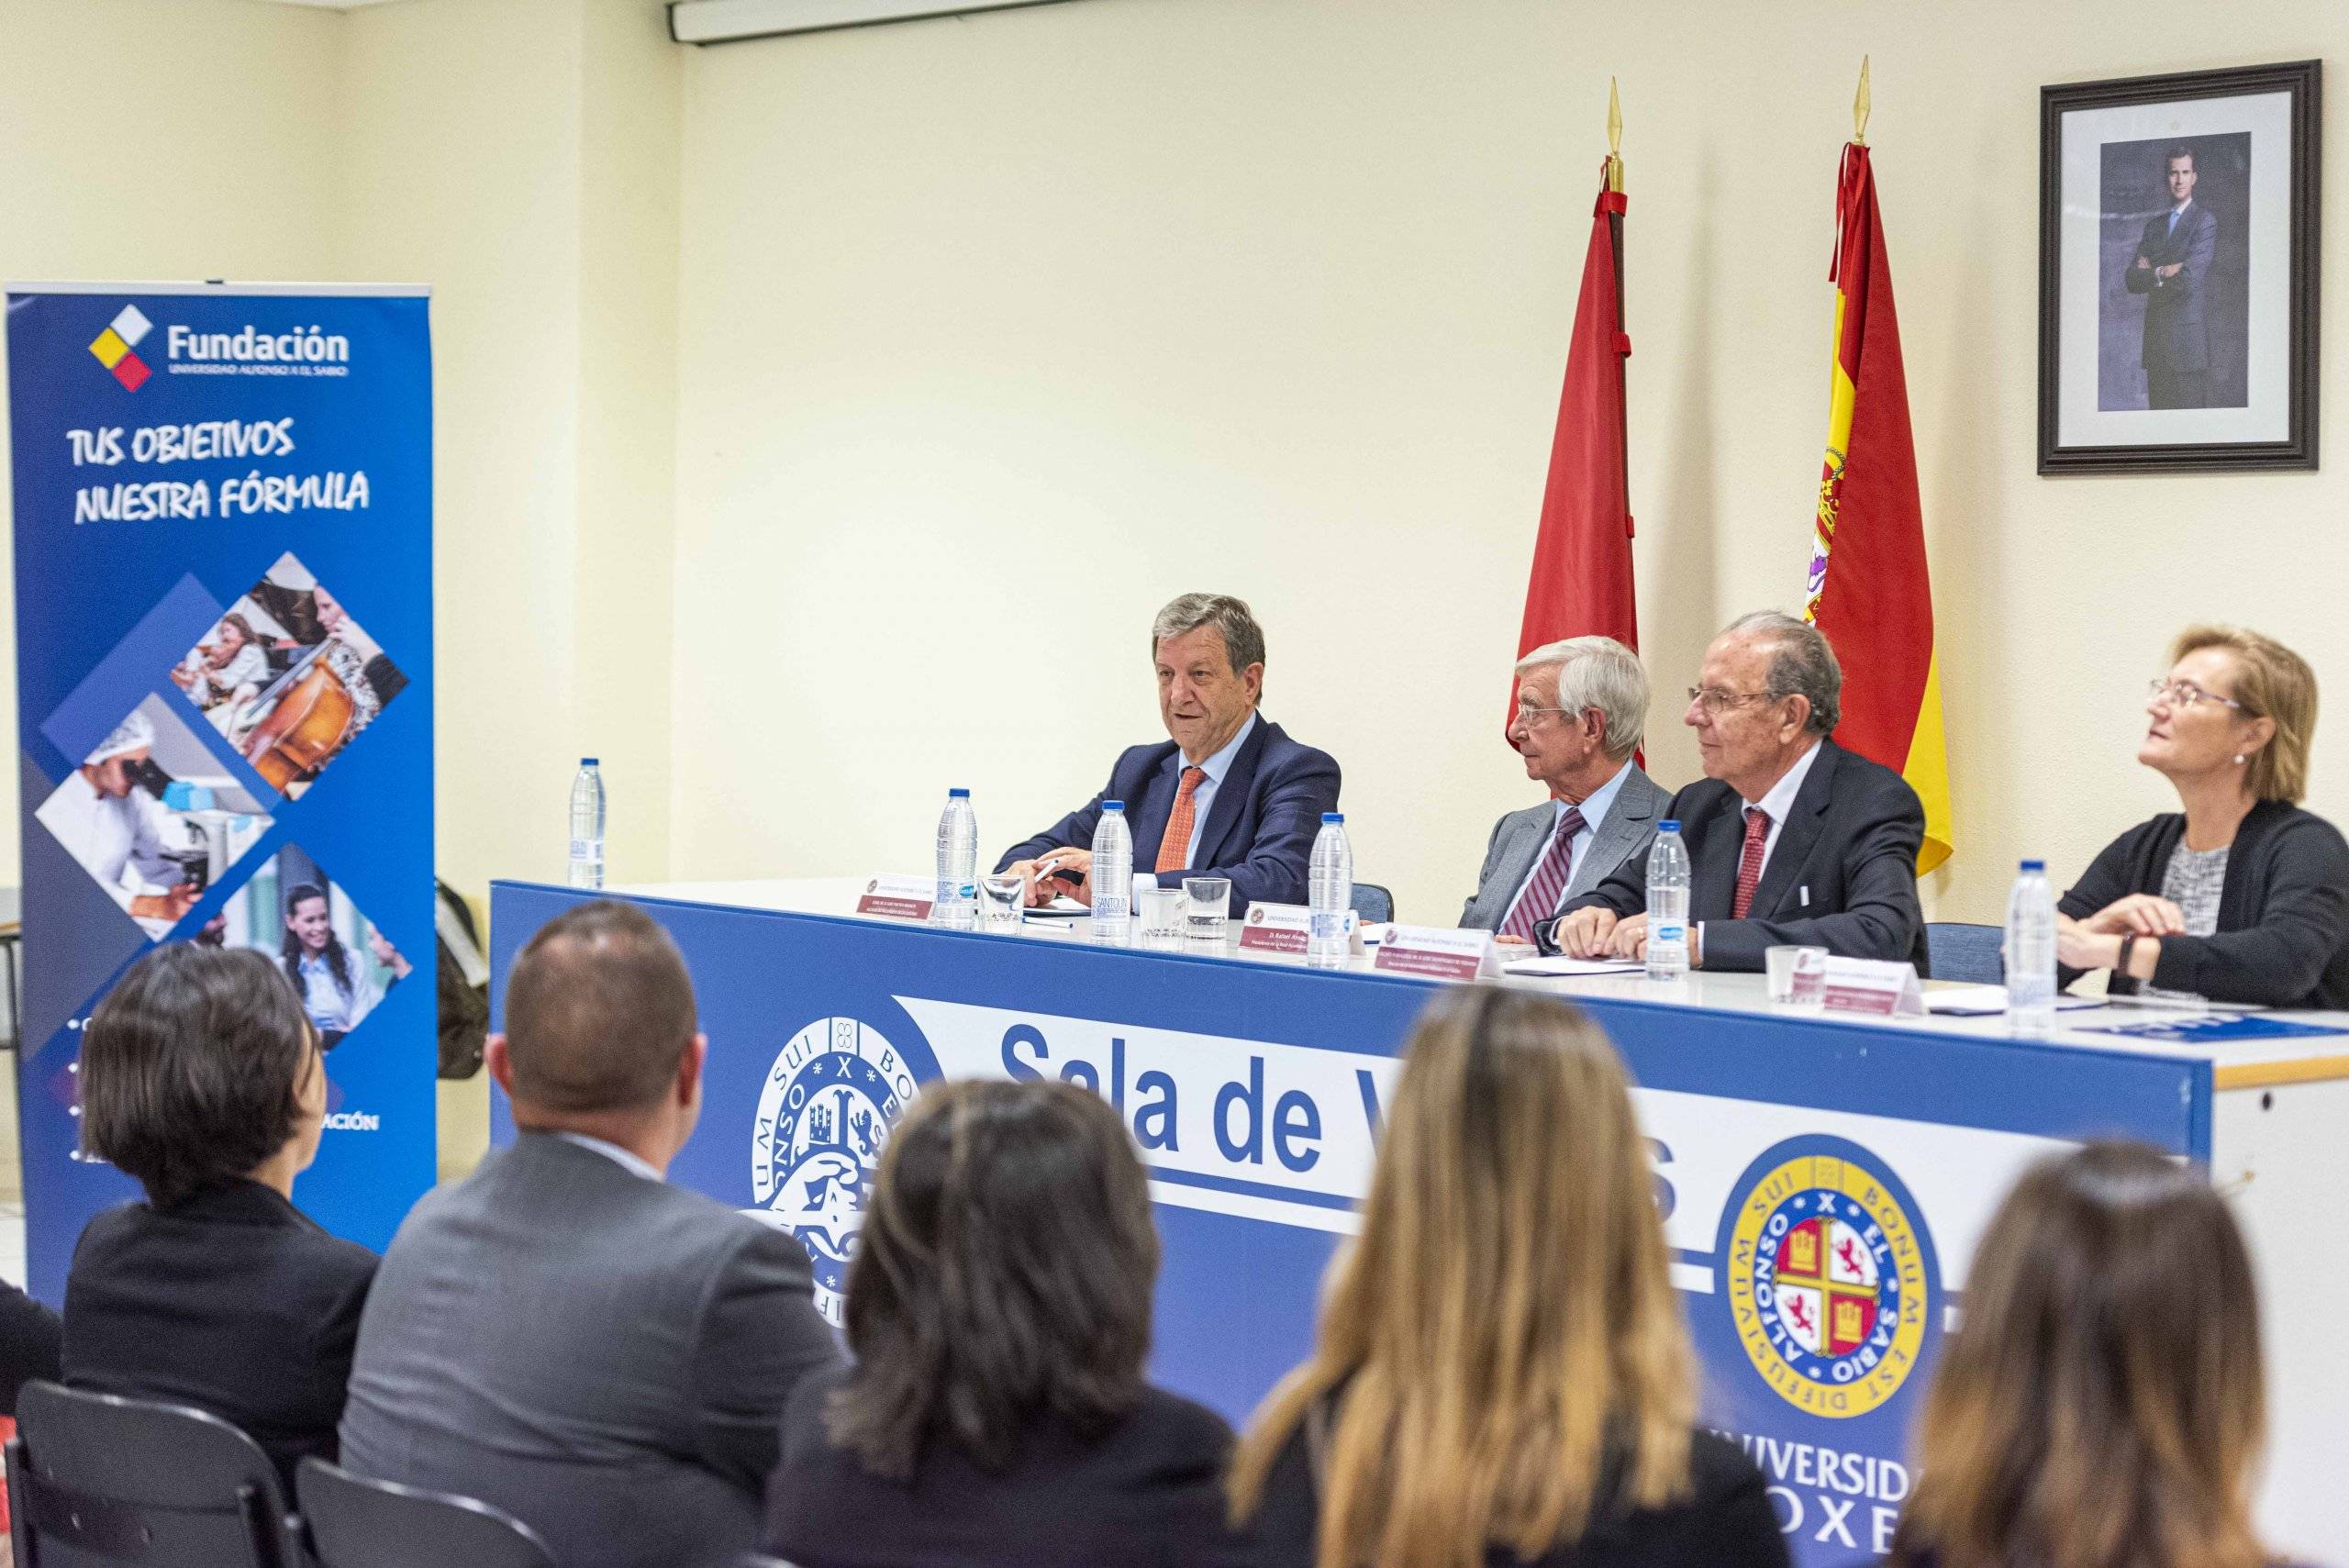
top-left (6, 284), bottom-right (434, 1300)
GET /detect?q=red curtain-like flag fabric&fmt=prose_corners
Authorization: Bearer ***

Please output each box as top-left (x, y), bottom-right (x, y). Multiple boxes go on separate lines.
top-left (1805, 144), bottom-right (1953, 872)
top-left (1508, 168), bottom-right (1635, 738)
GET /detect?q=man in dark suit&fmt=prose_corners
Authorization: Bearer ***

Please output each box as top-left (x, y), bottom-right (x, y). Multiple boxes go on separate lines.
top-left (2123, 145), bottom-right (2220, 409)
top-left (1544, 612), bottom-right (1926, 973)
top-left (1461, 636), bottom-right (1673, 939)
top-left (997, 593), bottom-right (1340, 915)
top-left (339, 902), bottom-right (839, 1568)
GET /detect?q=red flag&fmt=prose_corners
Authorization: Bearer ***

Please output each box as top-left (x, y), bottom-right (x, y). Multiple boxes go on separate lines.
top-left (1509, 164), bottom-right (1636, 738)
top-left (1805, 144), bottom-right (1952, 872)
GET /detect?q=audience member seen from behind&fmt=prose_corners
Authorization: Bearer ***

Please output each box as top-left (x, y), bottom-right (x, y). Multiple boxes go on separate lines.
top-left (2056, 625), bottom-right (2349, 1008)
top-left (1882, 1141), bottom-right (2275, 1568)
top-left (339, 901), bottom-right (837, 1568)
top-left (64, 943), bottom-right (373, 1494)
top-left (766, 1079), bottom-right (1257, 1568)
top-left (1228, 988), bottom-right (1787, 1568)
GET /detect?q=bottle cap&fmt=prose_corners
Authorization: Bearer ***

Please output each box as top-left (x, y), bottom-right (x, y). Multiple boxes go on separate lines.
top-left (581, 757), bottom-right (599, 766)
top-left (1321, 812), bottom-right (1342, 824)
top-left (2021, 858), bottom-right (2045, 872)
top-left (1657, 819), bottom-right (1680, 832)
top-left (1103, 800), bottom-right (1125, 812)
top-left (948, 787), bottom-right (970, 798)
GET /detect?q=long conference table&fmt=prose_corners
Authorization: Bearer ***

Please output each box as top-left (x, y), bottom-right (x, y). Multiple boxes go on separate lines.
top-left (486, 877), bottom-right (2349, 1567)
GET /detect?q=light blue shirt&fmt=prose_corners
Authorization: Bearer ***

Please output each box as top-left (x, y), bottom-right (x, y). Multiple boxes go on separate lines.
top-left (1499, 759), bottom-right (1633, 928)
top-left (2167, 197), bottom-right (2192, 236)
top-left (1174, 710), bottom-right (1257, 869)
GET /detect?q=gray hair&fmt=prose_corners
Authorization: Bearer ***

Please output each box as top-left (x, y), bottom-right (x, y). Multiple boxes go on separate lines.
top-left (1150, 594), bottom-right (1266, 678)
top-left (1724, 611), bottom-right (1841, 735)
top-left (1515, 636), bottom-right (1647, 760)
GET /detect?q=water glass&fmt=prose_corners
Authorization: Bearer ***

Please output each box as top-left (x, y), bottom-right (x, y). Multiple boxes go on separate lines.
top-left (975, 873), bottom-right (1025, 928)
top-left (1182, 876), bottom-right (1232, 943)
top-left (1765, 945), bottom-right (1803, 1003)
top-left (1137, 884), bottom-right (1186, 946)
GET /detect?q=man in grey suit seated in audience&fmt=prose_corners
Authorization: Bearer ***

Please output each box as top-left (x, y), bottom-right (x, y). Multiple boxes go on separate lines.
top-left (339, 901), bottom-right (839, 1568)
top-left (1462, 636), bottom-right (1673, 944)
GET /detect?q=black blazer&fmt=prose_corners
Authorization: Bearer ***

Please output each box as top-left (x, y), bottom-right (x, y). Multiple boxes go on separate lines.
top-left (62, 1179), bottom-right (376, 1493)
top-left (995, 717), bottom-right (1342, 916)
top-left (1546, 739), bottom-right (1928, 973)
top-left (0, 1282), bottom-right (61, 1416)
top-left (1247, 1418), bottom-right (1788, 1568)
top-left (2058, 800), bottom-right (2349, 1009)
top-left (765, 1368), bottom-right (1258, 1568)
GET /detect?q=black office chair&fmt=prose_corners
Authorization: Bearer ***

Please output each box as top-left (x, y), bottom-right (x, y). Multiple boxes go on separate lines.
top-left (8, 1379), bottom-right (293, 1568)
top-left (730, 1556), bottom-right (800, 1568)
top-left (296, 1458), bottom-right (554, 1568)
top-left (1351, 883), bottom-right (1396, 924)
top-left (1926, 921), bottom-right (2004, 985)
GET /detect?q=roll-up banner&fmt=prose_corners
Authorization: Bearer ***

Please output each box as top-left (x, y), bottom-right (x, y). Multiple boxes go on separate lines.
top-left (5, 283), bottom-right (433, 1301)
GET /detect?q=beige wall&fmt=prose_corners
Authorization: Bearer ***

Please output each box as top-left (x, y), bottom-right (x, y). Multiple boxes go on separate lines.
top-left (669, 0), bottom-right (2349, 930)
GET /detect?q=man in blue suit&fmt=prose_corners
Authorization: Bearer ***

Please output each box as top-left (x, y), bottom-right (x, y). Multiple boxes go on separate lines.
top-left (2124, 145), bottom-right (2220, 409)
top-left (996, 594), bottom-right (1340, 916)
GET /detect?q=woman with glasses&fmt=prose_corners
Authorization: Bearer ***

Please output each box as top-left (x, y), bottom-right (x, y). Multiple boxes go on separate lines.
top-left (1226, 987), bottom-right (1787, 1568)
top-left (1881, 1141), bottom-right (2274, 1568)
top-left (2055, 624), bottom-right (2349, 1008)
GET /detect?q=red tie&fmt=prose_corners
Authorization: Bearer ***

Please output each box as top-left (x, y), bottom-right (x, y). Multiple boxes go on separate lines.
top-left (1156, 767), bottom-right (1208, 873)
top-left (1731, 806), bottom-right (1771, 919)
top-left (1499, 806), bottom-right (1588, 942)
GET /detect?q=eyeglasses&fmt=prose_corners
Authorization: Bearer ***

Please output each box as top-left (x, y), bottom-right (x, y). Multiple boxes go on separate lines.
top-left (1511, 703), bottom-right (1575, 727)
top-left (1686, 686), bottom-right (1777, 714)
top-left (2147, 678), bottom-right (2245, 713)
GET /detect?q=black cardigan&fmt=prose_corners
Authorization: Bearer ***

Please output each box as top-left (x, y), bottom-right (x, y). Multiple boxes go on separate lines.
top-left (2057, 800), bottom-right (2349, 1009)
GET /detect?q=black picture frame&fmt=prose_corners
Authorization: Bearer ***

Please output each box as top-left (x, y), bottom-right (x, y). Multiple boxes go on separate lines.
top-left (2038, 59), bottom-right (2320, 473)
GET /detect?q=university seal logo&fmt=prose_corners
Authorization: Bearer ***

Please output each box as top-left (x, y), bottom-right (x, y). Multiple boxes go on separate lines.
top-left (1718, 1135), bottom-right (1939, 1420)
top-left (752, 1016), bottom-right (932, 1323)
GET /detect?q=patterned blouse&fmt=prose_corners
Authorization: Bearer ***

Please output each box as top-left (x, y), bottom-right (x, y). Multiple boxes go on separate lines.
top-left (2145, 841), bottom-right (2230, 999)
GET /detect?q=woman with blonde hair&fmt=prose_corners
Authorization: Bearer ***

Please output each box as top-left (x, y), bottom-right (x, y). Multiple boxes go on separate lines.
top-left (2057, 624), bottom-right (2349, 1007)
top-left (1883, 1140), bottom-right (2272, 1568)
top-left (1227, 987), bottom-right (1786, 1568)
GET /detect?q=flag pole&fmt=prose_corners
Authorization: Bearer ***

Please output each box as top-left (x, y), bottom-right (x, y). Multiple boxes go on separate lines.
top-left (1606, 76), bottom-right (1625, 194)
top-left (1853, 55), bottom-right (1871, 145)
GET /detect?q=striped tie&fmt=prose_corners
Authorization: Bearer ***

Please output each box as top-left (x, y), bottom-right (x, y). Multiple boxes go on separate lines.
top-left (1156, 767), bottom-right (1208, 873)
top-left (1499, 806), bottom-right (1587, 942)
top-left (1731, 806), bottom-right (1771, 919)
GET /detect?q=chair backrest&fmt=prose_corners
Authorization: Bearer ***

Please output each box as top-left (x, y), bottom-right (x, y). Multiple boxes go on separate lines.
top-left (729, 1556), bottom-right (800, 1568)
top-left (1927, 921), bottom-right (2004, 985)
top-left (1351, 883), bottom-right (1395, 924)
top-left (298, 1458), bottom-right (555, 1568)
top-left (11, 1380), bottom-right (289, 1568)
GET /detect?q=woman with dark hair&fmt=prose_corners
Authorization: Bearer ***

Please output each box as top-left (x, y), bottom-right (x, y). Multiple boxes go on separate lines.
top-left (63, 942), bottom-right (376, 1492)
top-left (1229, 987), bottom-right (1786, 1568)
top-left (763, 1079), bottom-right (1255, 1568)
top-left (284, 882), bottom-right (383, 1039)
top-left (1882, 1141), bottom-right (2274, 1568)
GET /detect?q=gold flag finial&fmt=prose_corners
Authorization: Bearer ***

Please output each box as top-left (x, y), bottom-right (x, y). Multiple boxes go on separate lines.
top-left (1854, 55), bottom-right (1872, 144)
top-left (1606, 76), bottom-right (1625, 193)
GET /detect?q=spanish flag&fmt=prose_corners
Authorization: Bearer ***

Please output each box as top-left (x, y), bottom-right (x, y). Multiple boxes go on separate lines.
top-left (1805, 142), bottom-right (1953, 874)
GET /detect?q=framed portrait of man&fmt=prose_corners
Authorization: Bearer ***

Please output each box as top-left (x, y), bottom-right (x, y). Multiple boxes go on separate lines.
top-left (2038, 60), bottom-right (2320, 473)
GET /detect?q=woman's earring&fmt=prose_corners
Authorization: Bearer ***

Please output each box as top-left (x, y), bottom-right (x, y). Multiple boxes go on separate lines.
top-left (2235, 753), bottom-right (2247, 765)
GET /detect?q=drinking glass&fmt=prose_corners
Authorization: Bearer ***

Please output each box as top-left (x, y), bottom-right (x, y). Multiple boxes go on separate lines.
top-left (1137, 884), bottom-right (1186, 946)
top-left (975, 873), bottom-right (1025, 928)
top-left (1182, 876), bottom-right (1232, 943)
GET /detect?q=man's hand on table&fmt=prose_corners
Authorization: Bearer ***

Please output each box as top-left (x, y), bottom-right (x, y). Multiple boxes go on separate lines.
top-left (1013, 850), bottom-right (1094, 907)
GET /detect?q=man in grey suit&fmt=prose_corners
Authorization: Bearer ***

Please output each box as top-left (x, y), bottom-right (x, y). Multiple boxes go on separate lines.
top-left (339, 901), bottom-right (839, 1568)
top-left (1462, 635), bottom-right (1673, 941)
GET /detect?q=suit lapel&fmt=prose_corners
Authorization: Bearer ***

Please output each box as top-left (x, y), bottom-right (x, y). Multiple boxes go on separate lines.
top-left (1567, 773), bottom-right (1659, 899)
top-left (1749, 741), bottom-right (1839, 917)
top-left (1130, 745), bottom-right (1184, 869)
top-left (1188, 717), bottom-right (1273, 870)
top-left (1692, 788), bottom-right (1744, 921)
top-left (1489, 810), bottom-right (1551, 918)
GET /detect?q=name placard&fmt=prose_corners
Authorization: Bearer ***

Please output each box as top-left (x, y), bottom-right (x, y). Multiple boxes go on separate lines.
top-left (854, 873), bottom-right (935, 921)
top-left (1374, 925), bottom-right (1498, 982)
top-left (1239, 903), bottom-right (1360, 956)
top-left (1820, 956), bottom-right (1925, 1018)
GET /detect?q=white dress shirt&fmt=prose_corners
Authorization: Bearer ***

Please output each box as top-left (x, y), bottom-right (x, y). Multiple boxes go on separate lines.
top-left (1174, 711), bottom-right (1257, 869)
top-left (1498, 760), bottom-right (1633, 930)
top-left (551, 1129), bottom-right (663, 1183)
top-left (1741, 739), bottom-right (1823, 886)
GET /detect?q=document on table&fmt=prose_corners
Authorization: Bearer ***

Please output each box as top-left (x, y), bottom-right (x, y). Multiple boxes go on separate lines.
top-left (1502, 954), bottom-right (1646, 977)
top-left (1022, 897), bottom-right (1088, 920)
top-left (1922, 985), bottom-right (2106, 1017)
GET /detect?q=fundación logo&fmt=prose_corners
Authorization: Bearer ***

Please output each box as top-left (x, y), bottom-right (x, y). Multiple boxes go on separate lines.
top-left (87, 305), bottom-right (154, 391)
top-left (1719, 1134), bottom-right (1941, 1421)
top-left (751, 1016), bottom-right (937, 1324)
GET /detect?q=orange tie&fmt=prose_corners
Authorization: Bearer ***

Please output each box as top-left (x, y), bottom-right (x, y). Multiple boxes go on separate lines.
top-left (1157, 766), bottom-right (1208, 873)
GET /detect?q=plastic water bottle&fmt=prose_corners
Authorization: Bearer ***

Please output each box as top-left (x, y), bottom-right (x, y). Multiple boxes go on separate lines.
top-left (1645, 820), bottom-right (1690, 980)
top-left (1090, 802), bottom-right (1132, 942)
top-left (1307, 813), bottom-right (1353, 967)
top-left (567, 759), bottom-right (606, 889)
top-left (932, 788), bottom-right (977, 928)
top-left (2006, 859), bottom-right (2058, 1037)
